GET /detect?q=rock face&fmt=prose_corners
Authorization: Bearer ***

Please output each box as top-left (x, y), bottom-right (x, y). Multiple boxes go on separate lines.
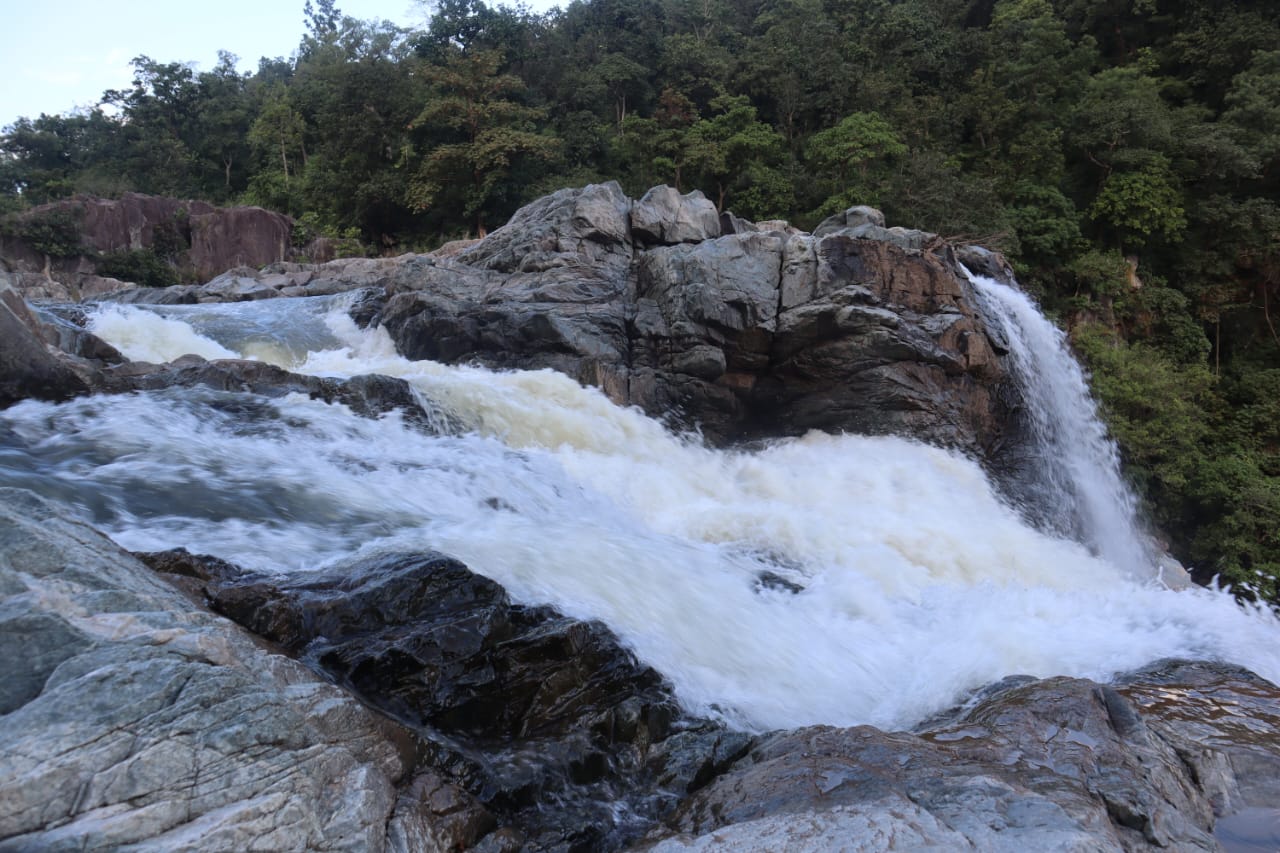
top-left (0, 276), bottom-right (91, 407)
top-left (1, 193), bottom-right (292, 286)
top-left (0, 488), bottom-right (417, 852)
top-left (9, 183), bottom-right (1009, 456)
top-left (141, 548), bottom-right (751, 852)
top-left (373, 182), bottom-right (1007, 453)
top-left (3, 452), bottom-right (1280, 852)
top-left (642, 667), bottom-right (1280, 852)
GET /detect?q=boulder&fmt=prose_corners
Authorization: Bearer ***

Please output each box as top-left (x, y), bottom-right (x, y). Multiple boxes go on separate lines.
top-left (0, 488), bottom-right (418, 852)
top-left (631, 186), bottom-right (721, 245)
top-left (458, 181), bottom-right (634, 276)
top-left (188, 204), bottom-right (291, 280)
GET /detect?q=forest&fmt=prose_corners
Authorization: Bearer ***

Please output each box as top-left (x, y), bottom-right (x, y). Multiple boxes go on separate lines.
top-left (1, 0), bottom-right (1277, 599)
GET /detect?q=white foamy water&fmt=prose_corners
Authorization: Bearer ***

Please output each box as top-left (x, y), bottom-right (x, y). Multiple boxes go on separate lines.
top-left (1, 297), bottom-right (1276, 732)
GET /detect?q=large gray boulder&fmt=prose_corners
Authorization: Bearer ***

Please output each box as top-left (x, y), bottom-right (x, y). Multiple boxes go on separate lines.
top-left (0, 488), bottom-right (417, 851)
top-left (641, 667), bottom-right (1280, 852)
top-left (631, 186), bottom-right (721, 245)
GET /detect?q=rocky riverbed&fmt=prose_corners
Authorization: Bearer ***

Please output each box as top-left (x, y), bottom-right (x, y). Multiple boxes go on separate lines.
top-left (2, 184), bottom-right (1279, 851)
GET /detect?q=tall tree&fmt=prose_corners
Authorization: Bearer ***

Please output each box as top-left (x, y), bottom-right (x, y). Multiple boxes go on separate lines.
top-left (405, 48), bottom-right (559, 234)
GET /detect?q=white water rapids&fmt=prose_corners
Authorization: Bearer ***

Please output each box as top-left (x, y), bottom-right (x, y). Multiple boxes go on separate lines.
top-left (2, 292), bottom-right (1277, 733)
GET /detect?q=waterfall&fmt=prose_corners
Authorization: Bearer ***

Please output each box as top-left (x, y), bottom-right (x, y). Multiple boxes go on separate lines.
top-left (965, 269), bottom-right (1158, 576)
top-left (1, 296), bottom-right (1277, 732)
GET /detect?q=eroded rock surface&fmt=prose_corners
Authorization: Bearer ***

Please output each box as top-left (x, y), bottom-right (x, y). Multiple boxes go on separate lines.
top-left (0, 488), bottom-right (418, 852)
top-left (1, 194), bottom-right (291, 285)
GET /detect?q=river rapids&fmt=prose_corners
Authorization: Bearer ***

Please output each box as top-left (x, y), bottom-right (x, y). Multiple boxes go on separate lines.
top-left (1, 288), bottom-right (1276, 733)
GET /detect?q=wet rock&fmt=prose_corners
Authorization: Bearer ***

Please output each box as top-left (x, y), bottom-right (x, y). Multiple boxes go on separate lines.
top-left (0, 277), bottom-right (90, 407)
top-left (1118, 660), bottom-right (1280, 825)
top-left (374, 185), bottom-right (1011, 454)
top-left (0, 488), bottom-right (416, 851)
top-left (94, 354), bottom-right (434, 430)
top-left (143, 548), bottom-right (750, 851)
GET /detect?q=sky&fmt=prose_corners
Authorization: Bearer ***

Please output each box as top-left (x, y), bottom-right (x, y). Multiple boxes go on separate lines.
top-left (0, 0), bottom-right (556, 130)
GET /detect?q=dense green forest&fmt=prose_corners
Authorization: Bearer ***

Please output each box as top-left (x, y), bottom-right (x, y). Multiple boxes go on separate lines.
top-left (1, 0), bottom-right (1277, 598)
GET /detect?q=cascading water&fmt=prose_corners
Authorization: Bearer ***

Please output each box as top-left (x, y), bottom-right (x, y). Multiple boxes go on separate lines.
top-left (963, 268), bottom-right (1158, 575)
top-left (2, 293), bottom-right (1277, 733)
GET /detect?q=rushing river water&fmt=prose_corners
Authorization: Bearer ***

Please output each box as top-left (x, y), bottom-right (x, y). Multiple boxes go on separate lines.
top-left (2, 288), bottom-right (1278, 732)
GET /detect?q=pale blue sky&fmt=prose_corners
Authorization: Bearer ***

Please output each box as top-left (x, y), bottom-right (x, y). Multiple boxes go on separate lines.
top-left (0, 0), bottom-right (557, 129)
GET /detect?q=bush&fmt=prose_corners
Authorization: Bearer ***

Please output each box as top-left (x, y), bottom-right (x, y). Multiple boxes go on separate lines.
top-left (1, 207), bottom-right (84, 257)
top-left (96, 249), bottom-right (178, 288)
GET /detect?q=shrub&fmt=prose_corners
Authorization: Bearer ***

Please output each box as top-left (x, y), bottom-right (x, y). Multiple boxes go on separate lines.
top-left (96, 249), bottom-right (178, 288)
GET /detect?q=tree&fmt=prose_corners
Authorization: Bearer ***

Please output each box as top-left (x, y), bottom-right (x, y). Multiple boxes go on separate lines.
top-left (683, 95), bottom-right (788, 215)
top-left (805, 111), bottom-right (906, 213)
top-left (1087, 155), bottom-right (1186, 248)
top-left (405, 49), bottom-right (559, 234)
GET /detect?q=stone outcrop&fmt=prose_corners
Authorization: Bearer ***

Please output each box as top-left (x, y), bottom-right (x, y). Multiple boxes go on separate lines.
top-left (9, 489), bottom-right (1276, 852)
top-left (9, 183), bottom-right (1011, 455)
top-left (372, 182), bottom-right (1006, 453)
top-left (0, 276), bottom-right (92, 407)
top-left (0, 488), bottom-right (420, 851)
top-left (631, 186), bottom-right (721, 245)
top-left (1, 193), bottom-right (292, 287)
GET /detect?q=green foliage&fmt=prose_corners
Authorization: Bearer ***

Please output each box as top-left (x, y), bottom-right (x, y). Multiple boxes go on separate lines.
top-left (1087, 157), bottom-right (1186, 248)
top-left (405, 48), bottom-right (559, 233)
top-left (1068, 249), bottom-right (1129, 299)
top-left (1, 207), bottom-right (85, 257)
top-left (96, 249), bottom-right (179, 288)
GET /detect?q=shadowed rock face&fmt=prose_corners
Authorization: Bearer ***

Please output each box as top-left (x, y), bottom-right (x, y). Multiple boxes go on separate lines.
top-left (0, 278), bottom-right (90, 407)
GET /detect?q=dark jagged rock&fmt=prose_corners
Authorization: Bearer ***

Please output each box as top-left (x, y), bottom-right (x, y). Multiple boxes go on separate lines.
top-left (141, 549), bottom-right (750, 852)
top-left (94, 354), bottom-right (433, 429)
